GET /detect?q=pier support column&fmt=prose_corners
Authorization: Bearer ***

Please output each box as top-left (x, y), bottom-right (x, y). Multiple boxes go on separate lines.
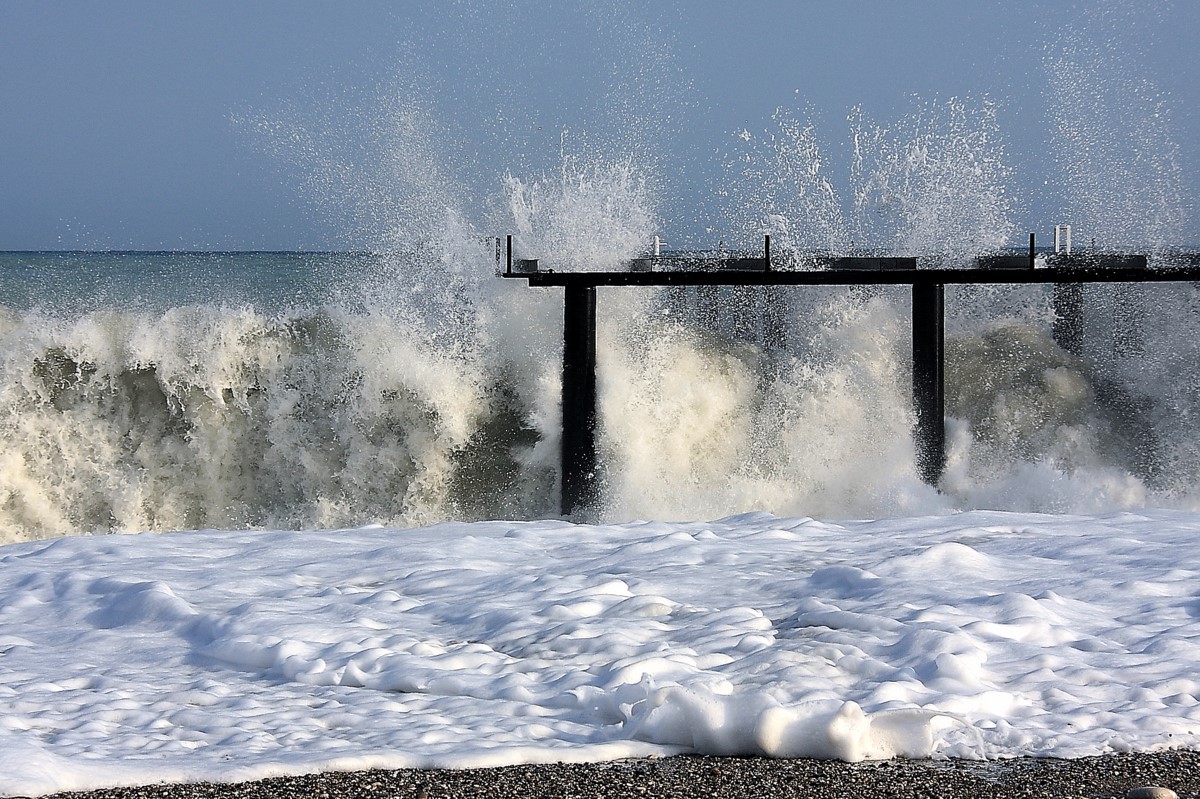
top-left (562, 285), bottom-right (599, 517)
top-left (1052, 283), bottom-right (1084, 357)
top-left (912, 281), bottom-right (945, 485)
top-left (759, 287), bottom-right (788, 351)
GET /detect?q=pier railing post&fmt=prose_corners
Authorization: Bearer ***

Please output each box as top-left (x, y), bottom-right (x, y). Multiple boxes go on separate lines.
top-left (912, 280), bottom-right (945, 485)
top-left (562, 284), bottom-right (599, 517)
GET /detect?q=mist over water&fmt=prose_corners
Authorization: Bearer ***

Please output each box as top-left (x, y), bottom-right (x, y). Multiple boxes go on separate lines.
top-left (1, 2), bottom-right (1198, 541)
top-left (724, 98), bottom-right (1014, 265)
top-left (1046, 1), bottom-right (1187, 252)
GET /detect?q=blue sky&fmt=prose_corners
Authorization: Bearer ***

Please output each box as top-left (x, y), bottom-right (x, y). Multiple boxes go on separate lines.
top-left (2, 1), bottom-right (1197, 250)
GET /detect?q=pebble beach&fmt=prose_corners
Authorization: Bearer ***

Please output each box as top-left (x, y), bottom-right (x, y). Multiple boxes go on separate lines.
top-left (33, 753), bottom-right (1200, 799)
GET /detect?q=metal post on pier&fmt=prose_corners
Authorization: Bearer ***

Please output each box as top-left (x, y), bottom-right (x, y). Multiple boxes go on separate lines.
top-left (561, 284), bottom-right (599, 517)
top-left (912, 280), bottom-right (945, 485)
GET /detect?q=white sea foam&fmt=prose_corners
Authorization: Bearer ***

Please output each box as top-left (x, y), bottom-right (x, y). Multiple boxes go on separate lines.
top-left (2, 510), bottom-right (1200, 795)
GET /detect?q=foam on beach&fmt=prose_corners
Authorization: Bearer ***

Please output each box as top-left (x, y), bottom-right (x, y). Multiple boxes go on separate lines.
top-left (2, 510), bottom-right (1199, 795)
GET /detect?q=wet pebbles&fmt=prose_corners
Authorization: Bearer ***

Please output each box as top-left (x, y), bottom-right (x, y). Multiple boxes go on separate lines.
top-left (33, 751), bottom-right (1200, 799)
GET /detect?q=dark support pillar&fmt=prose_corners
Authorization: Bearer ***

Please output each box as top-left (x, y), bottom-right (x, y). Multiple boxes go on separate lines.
top-left (696, 285), bottom-right (720, 331)
top-left (1113, 283), bottom-right (1145, 358)
top-left (759, 288), bottom-right (788, 350)
top-left (1052, 283), bottom-right (1083, 356)
top-left (1041, 230), bottom-right (1087, 355)
top-left (562, 285), bottom-right (599, 517)
top-left (912, 281), bottom-right (945, 485)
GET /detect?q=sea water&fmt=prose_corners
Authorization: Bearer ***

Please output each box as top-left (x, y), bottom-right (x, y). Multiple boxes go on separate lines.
top-left (1, 241), bottom-right (1198, 542)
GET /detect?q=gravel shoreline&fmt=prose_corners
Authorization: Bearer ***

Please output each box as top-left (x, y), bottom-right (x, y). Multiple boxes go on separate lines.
top-left (32, 752), bottom-right (1200, 799)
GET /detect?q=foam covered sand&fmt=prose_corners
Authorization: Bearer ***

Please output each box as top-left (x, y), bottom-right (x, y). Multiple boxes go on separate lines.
top-left (2, 510), bottom-right (1200, 795)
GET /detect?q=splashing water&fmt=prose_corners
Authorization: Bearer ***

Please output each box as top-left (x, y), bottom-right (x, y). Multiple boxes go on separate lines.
top-left (849, 98), bottom-right (1015, 262)
top-left (0, 302), bottom-right (555, 537)
top-left (724, 97), bottom-right (1015, 265)
top-left (1034, 0), bottom-right (1200, 498)
top-left (600, 293), bottom-right (936, 520)
top-left (723, 109), bottom-right (849, 261)
top-left (1, 4), bottom-right (1198, 542)
top-left (1045, 0), bottom-right (1187, 252)
top-left (502, 140), bottom-right (659, 272)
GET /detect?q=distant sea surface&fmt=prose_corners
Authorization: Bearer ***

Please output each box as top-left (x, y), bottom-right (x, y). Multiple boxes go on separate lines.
top-left (0, 251), bottom-right (376, 312)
